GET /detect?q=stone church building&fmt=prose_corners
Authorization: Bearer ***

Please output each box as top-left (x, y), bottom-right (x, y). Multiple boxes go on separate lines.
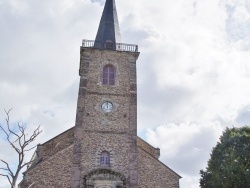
top-left (19, 0), bottom-right (181, 187)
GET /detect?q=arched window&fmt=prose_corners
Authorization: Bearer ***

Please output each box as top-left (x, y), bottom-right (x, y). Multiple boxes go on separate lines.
top-left (100, 151), bottom-right (110, 167)
top-left (103, 65), bottom-right (115, 85)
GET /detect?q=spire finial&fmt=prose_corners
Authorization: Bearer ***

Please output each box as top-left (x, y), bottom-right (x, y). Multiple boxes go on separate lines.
top-left (94, 0), bottom-right (121, 50)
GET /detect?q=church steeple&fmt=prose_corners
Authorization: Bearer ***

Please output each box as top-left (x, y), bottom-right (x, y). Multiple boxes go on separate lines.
top-left (94, 0), bottom-right (121, 49)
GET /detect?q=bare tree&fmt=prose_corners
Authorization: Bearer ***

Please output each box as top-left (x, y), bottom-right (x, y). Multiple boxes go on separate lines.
top-left (0, 109), bottom-right (42, 188)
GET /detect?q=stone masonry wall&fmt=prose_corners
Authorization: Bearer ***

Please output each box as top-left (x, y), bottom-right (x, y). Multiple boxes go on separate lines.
top-left (79, 132), bottom-right (131, 177)
top-left (40, 128), bottom-right (74, 159)
top-left (138, 147), bottom-right (180, 188)
top-left (71, 48), bottom-right (140, 187)
top-left (20, 145), bottom-right (73, 188)
top-left (137, 137), bottom-right (160, 159)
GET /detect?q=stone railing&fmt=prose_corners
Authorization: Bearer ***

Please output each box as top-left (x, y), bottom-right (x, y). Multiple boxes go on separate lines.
top-left (82, 39), bottom-right (139, 52)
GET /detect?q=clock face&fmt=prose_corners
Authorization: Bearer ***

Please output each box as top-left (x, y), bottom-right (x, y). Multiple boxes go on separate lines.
top-left (101, 102), bottom-right (113, 113)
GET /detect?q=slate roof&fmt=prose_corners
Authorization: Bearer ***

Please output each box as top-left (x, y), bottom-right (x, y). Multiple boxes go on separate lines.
top-left (94, 0), bottom-right (122, 48)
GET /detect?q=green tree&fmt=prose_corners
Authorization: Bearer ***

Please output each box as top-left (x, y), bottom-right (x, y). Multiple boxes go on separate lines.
top-left (200, 126), bottom-right (250, 188)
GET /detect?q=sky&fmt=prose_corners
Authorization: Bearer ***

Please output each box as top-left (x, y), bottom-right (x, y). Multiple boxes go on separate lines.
top-left (0, 0), bottom-right (250, 187)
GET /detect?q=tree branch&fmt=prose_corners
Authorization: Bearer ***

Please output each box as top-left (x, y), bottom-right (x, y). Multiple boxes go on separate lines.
top-left (0, 159), bottom-right (14, 178)
top-left (0, 173), bottom-right (11, 184)
top-left (0, 167), bottom-right (10, 172)
top-left (24, 145), bottom-right (38, 152)
top-left (4, 109), bottom-right (19, 138)
top-left (0, 109), bottom-right (42, 188)
top-left (20, 158), bottom-right (37, 169)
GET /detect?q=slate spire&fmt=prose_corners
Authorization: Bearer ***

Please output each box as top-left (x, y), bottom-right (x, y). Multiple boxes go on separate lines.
top-left (94, 0), bottom-right (121, 49)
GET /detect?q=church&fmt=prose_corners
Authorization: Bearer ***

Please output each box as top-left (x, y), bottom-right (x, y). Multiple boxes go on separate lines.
top-left (19, 0), bottom-right (181, 187)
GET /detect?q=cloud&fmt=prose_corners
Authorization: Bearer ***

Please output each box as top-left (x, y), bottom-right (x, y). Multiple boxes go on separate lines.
top-left (132, 0), bottom-right (250, 186)
top-left (0, 0), bottom-right (250, 187)
top-left (146, 122), bottom-right (223, 188)
top-left (90, 0), bottom-right (105, 5)
top-left (133, 0), bottom-right (250, 127)
top-left (236, 106), bottom-right (250, 125)
top-left (226, 0), bottom-right (250, 49)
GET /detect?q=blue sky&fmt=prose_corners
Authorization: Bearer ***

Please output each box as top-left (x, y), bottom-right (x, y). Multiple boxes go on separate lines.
top-left (0, 0), bottom-right (250, 187)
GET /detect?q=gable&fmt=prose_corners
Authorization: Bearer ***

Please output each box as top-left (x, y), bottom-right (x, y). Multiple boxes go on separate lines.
top-left (31, 127), bottom-right (161, 163)
top-left (138, 147), bottom-right (181, 188)
top-left (26, 127), bottom-right (180, 181)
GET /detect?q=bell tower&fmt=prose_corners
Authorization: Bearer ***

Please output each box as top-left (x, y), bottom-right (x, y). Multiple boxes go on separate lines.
top-left (71, 0), bottom-right (140, 187)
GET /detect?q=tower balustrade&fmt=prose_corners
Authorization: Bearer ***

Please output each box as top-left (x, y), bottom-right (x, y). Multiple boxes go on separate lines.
top-left (82, 39), bottom-right (139, 52)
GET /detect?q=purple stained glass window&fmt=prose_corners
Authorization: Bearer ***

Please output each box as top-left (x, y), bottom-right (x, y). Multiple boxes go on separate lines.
top-left (103, 65), bottom-right (115, 85)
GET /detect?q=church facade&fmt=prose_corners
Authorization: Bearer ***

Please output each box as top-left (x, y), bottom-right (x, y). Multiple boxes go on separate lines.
top-left (19, 0), bottom-right (181, 187)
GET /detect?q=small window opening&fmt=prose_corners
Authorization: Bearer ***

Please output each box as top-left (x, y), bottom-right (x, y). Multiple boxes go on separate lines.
top-left (104, 40), bottom-right (114, 50)
top-left (100, 151), bottom-right (110, 167)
